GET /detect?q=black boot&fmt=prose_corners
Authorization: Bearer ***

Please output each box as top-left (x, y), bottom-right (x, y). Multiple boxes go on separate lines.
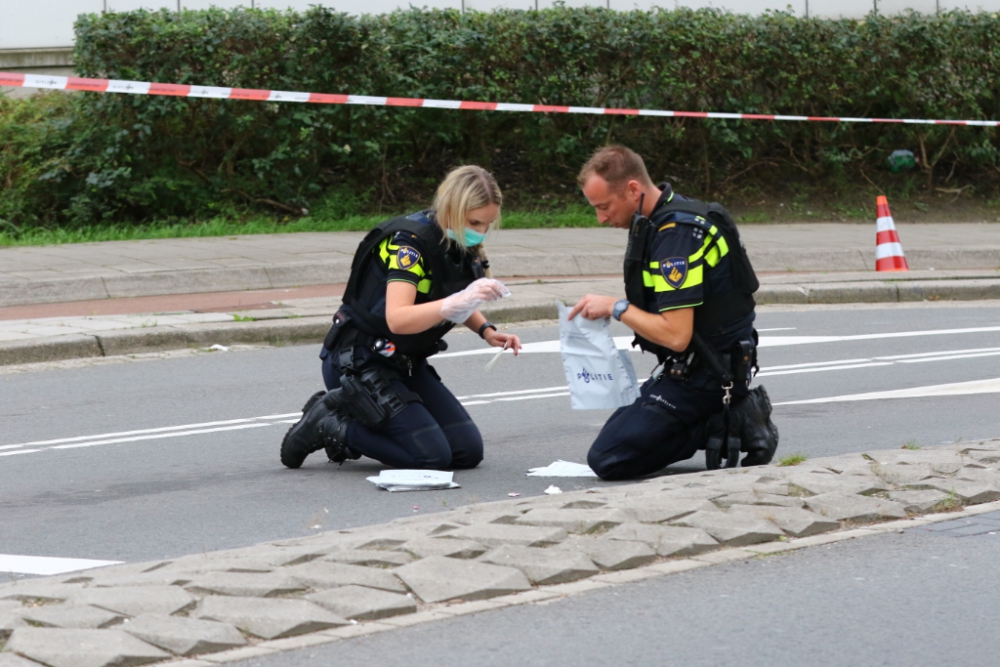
top-left (280, 389), bottom-right (343, 469)
top-left (736, 385), bottom-right (779, 466)
top-left (321, 413), bottom-right (360, 464)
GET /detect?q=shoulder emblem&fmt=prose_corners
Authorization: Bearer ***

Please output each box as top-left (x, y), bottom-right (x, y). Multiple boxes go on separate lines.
top-left (396, 246), bottom-right (421, 270)
top-left (661, 257), bottom-right (688, 289)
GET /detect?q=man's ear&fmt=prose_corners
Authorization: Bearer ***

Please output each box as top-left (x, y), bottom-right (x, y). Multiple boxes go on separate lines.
top-left (624, 179), bottom-right (643, 201)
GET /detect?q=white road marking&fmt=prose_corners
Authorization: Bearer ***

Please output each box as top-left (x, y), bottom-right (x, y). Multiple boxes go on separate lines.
top-left (456, 386), bottom-right (567, 400)
top-left (19, 418), bottom-right (260, 447)
top-left (757, 325), bottom-right (1000, 348)
top-left (900, 351), bottom-right (1000, 364)
top-left (5, 327), bottom-right (999, 458)
top-left (876, 347), bottom-right (1000, 360)
top-left (458, 386), bottom-right (571, 406)
top-left (764, 358), bottom-right (872, 371)
top-left (757, 362), bottom-right (894, 377)
top-left (775, 377), bottom-right (1000, 406)
top-left (438, 339), bottom-right (562, 358)
top-left (757, 347), bottom-right (1000, 377)
top-left (438, 325), bottom-right (1000, 358)
top-left (0, 554), bottom-right (122, 575)
top-left (52, 423), bottom-right (273, 450)
top-left (494, 392), bottom-right (570, 402)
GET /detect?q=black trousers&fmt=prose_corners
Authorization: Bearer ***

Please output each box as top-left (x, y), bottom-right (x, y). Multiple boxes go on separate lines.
top-left (587, 368), bottom-right (747, 481)
top-left (320, 348), bottom-right (482, 470)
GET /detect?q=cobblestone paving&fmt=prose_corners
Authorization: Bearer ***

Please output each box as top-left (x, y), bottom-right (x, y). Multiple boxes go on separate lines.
top-left (2, 439), bottom-right (999, 667)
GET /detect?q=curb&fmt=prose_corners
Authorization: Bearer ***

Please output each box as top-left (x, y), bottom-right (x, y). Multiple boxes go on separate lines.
top-left (3, 247), bottom-right (1000, 308)
top-left (756, 278), bottom-right (1000, 305)
top-left (0, 261), bottom-right (354, 309)
top-left (0, 318), bottom-right (332, 366)
top-left (4, 278), bottom-right (1000, 367)
top-left (167, 497), bottom-right (1000, 667)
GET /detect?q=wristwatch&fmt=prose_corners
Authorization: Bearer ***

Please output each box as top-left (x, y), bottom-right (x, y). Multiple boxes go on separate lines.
top-left (477, 321), bottom-right (497, 339)
top-left (612, 299), bottom-right (631, 321)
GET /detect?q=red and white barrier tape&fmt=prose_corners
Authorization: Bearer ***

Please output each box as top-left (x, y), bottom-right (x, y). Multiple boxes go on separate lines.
top-left (4, 71), bottom-right (999, 127)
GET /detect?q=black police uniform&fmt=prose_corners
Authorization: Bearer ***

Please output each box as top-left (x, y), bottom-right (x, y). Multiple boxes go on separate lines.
top-left (316, 210), bottom-right (484, 470)
top-left (587, 184), bottom-right (757, 480)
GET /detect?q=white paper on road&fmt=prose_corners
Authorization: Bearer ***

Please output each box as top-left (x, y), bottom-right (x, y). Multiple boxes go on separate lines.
top-left (0, 554), bottom-right (122, 575)
top-left (527, 460), bottom-right (599, 478)
top-left (366, 469), bottom-right (460, 492)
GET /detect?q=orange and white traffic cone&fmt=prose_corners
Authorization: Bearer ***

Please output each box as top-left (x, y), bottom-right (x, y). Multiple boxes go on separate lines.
top-left (875, 195), bottom-right (909, 272)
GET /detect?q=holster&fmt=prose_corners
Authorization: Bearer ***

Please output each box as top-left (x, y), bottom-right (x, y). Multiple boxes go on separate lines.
top-left (322, 307), bottom-right (352, 352)
top-left (339, 365), bottom-right (421, 431)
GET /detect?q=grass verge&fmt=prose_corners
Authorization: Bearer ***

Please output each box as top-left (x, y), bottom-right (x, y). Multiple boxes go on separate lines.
top-left (0, 206), bottom-right (600, 247)
top-left (4, 188), bottom-right (999, 247)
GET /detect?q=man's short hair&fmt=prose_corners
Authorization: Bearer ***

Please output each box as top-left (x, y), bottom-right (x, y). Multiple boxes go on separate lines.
top-left (577, 145), bottom-right (653, 192)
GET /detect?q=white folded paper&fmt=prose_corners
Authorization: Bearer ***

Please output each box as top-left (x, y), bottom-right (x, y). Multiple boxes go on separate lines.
top-left (366, 469), bottom-right (460, 492)
top-left (526, 460), bottom-right (599, 478)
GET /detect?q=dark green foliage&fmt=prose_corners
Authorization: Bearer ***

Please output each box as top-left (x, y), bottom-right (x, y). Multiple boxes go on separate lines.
top-left (3, 6), bottom-right (1000, 231)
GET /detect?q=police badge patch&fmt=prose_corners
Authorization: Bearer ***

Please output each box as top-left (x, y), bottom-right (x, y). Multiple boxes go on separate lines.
top-left (396, 246), bottom-right (421, 270)
top-left (661, 257), bottom-right (688, 289)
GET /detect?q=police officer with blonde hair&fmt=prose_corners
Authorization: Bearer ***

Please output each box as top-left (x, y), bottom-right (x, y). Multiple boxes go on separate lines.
top-left (281, 165), bottom-right (521, 470)
top-left (569, 145), bottom-right (778, 479)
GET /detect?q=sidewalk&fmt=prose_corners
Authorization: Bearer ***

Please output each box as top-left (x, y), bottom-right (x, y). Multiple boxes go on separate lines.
top-left (2, 439), bottom-right (999, 666)
top-left (1, 224), bottom-right (999, 365)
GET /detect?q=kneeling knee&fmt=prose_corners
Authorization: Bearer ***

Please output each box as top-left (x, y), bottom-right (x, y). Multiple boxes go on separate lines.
top-left (443, 422), bottom-right (483, 469)
top-left (587, 449), bottom-right (624, 481)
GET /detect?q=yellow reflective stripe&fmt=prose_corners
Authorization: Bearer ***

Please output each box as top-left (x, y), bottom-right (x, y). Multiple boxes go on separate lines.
top-left (379, 238), bottom-right (391, 263)
top-left (408, 262), bottom-right (427, 279)
top-left (388, 273), bottom-right (431, 292)
top-left (689, 233), bottom-right (713, 263)
top-left (704, 245), bottom-right (720, 267)
top-left (688, 226), bottom-right (730, 265)
top-left (643, 264), bottom-right (703, 292)
top-left (681, 264), bottom-right (703, 289)
top-left (658, 223), bottom-right (675, 232)
top-left (716, 234), bottom-right (729, 257)
top-left (660, 301), bottom-right (702, 312)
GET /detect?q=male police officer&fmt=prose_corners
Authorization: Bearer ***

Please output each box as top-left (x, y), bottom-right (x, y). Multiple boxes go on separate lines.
top-left (568, 145), bottom-right (778, 480)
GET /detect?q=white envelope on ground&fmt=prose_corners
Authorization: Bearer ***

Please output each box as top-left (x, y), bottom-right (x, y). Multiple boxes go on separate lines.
top-left (366, 469), bottom-right (460, 492)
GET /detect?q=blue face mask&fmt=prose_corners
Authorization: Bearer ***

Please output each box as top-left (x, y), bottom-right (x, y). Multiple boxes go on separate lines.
top-left (447, 227), bottom-right (487, 247)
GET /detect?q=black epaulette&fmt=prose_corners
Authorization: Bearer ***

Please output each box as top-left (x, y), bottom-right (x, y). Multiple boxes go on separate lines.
top-left (391, 230), bottom-right (420, 244)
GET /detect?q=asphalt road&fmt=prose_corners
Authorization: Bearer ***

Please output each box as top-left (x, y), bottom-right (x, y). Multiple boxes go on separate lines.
top-left (236, 512), bottom-right (1000, 667)
top-left (2, 301), bottom-right (999, 570)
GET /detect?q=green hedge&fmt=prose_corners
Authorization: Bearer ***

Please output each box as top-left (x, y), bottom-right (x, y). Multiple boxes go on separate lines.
top-left (3, 7), bottom-right (1000, 229)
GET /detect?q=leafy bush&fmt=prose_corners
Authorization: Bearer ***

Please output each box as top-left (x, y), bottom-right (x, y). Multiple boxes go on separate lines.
top-left (3, 6), bottom-right (1000, 231)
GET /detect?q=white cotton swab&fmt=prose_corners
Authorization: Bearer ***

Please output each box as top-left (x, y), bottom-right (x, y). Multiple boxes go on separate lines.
top-left (484, 340), bottom-right (508, 372)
